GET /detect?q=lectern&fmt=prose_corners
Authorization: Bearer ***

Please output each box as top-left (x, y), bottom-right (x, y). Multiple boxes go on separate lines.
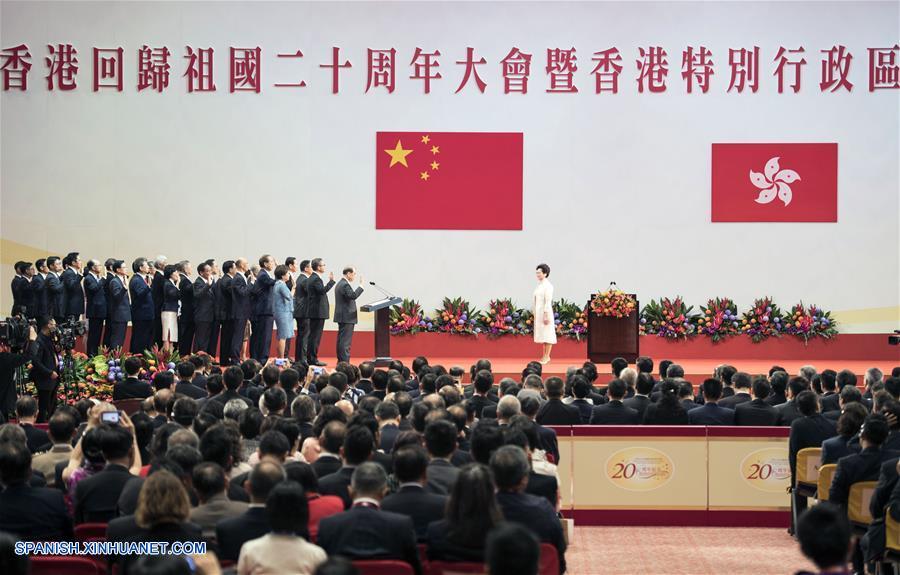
top-left (586, 294), bottom-right (640, 363)
top-left (360, 297), bottom-right (402, 366)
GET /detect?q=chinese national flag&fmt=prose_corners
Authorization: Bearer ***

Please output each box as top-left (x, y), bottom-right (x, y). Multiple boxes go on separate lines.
top-left (711, 143), bottom-right (838, 222)
top-left (376, 131), bottom-right (523, 230)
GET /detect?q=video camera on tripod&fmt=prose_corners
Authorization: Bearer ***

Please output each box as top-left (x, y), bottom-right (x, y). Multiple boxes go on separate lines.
top-left (54, 317), bottom-right (87, 351)
top-left (0, 315), bottom-right (35, 352)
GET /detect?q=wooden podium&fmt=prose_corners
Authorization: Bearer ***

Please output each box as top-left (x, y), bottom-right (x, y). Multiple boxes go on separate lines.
top-left (360, 296), bottom-right (402, 367)
top-left (586, 294), bottom-right (640, 363)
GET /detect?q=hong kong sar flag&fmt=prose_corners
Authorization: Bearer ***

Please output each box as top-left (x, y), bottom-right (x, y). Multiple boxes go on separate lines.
top-left (711, 143), bottom-right (838, 222)
top-left (376, 131), bottom-right (523, 230)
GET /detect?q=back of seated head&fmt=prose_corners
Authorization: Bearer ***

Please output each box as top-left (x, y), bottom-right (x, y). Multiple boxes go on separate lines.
top-left (205, 374), bottom-right (224, 396)
top-left (48, 412), bottom-right (76, 443)
top-left (424, 419), bottom-right (457, 458)
top-left (836, 369), bottom-right (857, 390)
top-left (319, 386), bottom-right (341, 406)
top-left (490, 445), bottom-right (529, 491)
top-left (357, 395), bottom-right (380, 415)
top-left (172, 397), bottom-right (198, 426)
top-left (788, 376), bottom-right (810, 398)
top-left (0, 440), bottom-right (31, 484)
top-left (388, 374), bottom-right (406, 393)
top-left (635, 372), bottom-right (654, 395)
top-left (223, 398), bottom-right (248, 421)
top-left (838, 384), bottom-right (861, 406)
top-left (862, 413), bottom-right (891, 445)
top-left (636, 356), bottom-right (653, 375)
top-left (885, 377), bottom-right (900, 400)
top-left (241, 359), bottom-right (260, 381)
top-left (165, 445), bottom-right (202, 477)
top-left (238, 407), bottom-right (263, 440)
top-left (873, 390), bottom-right (893, 413)
top-left (358, 361), bottom-right (375, 379)
top-left (258, 430), bottom-right (290, 460)
top-left (611, 357), bottom-right (628, 377)
top-left (273, 418), bottom-right (300, 449)
top-left (248, 460), bottom-right (285, 502)
top-left (506, 415), bottom-right (539, 450)
top-left (435, 374), bottom-right (455, 391)
top-left (192, 461), bottom-right (226, 501)
top-left (678, 381), bottom-right (694, 399)
top-left (342, 425), bottom-right (373, 465)
top-left (487, 522), bottom-right (541, 575)
top-left (279, 368), bottom-right (300, 391)
top-left (267, 480), bottom-right (309, 536)
top-left (393, 444), bottom-right (429, 483)
top-left (14, 395), bottom-right (37, 419)
top-left (168, 428), bottom-right (200, 451)
top-left (497, 395), bottom-right (521, 420)
top-left (261, 365), bottom-right (280, 387)
top-left (518, 393), bottom-right (541, 417)
top-left (522, 374), bottom-right (544, 392)
top-left (474, 370), bottom-right (494, 394)
top-left (701, 378), bottom-right (724, 401)
top-left (544, 376), bottom-right (565, 399)
top-left (284, 461), bottom-right (318, 493)
top-left (666, 363), bottom-right (686, 379)
top-left (176, 362), bottom-right (194, 380)
top-left (291, 394), bottom-right (316, 423)
top-left (837, 403), bottom-right (869, 438)
top-left (423, 394), bottom-right (446, 411)
top-left (199, 423), bottom-right (235, 470)
top-left (393, 430), bottom-right (424, 452)
top-left (223, 366), bottom-right (243, 391)
top-left (447, 405), bottom-right (467, 433)
top-left (820, 370), bottom-right (837, 392)
top-left (410, 402), bottom-right (433, 432)
top-left (716, 365), bottom-right (736, 385)
top-left (263, 387), bottom-right (287, 413)
top-left (153, 371), bottom-right (175, 392)
top-left (123, 356), bottom-right (142, 377)
top-left (570, 375), bottom-right (591, 399)
top-left (313, 405), bottom-right (348, 436)
top-left (319, 420), bottom-right (346, 454)
top-left (329, 371), bottom-right (348, 393)
top-left (795, 390), bottom-right (820, 417)
top-left (375, 400), bottom-right (400, 422)
top-left (475, 359), bottom-right (492, 373)
top-left (471, 420), bottom-right (505, 465)
top-left (97, 423), bottom-right (134, 461)
top-left (769, 370), bottom-right (789, 393)
top-left (732, 372), bottom-right (752, 390)
top-left (351, 461), bottom-right (387, 499)
top-left (420, 373), bottom-right (437, 395)
top-left (797, 503), bottom-right (851, 571)
top-left (439, 385), bottom-right (462, 406)
top-left (0, 423), bottom-right (27, 447)
top-left (348, 409), bottom-right (378, 435)
top-left (751, 377), bottom-right (771, 400)
top-left (606, 378), bottom-right (627, 400)
top-left (371, 369), bottom-right (389, 391)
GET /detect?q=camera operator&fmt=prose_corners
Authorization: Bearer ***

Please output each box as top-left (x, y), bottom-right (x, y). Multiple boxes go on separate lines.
top-left (29, 316), bottom-right (60, 423)
top-left (0, 321), bottom-right (37, 423)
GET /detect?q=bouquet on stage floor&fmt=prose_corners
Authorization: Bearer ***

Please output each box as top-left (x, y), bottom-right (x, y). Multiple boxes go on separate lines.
top-left (390, 298), bottom-right (430, 336)
top-left (590, 289), bottom-right (637, 318)
top-left (784, 303), bottom-right (838, 343)
top-left (553, 299), bottom-right (588, 341)
top-left (479, 299), bottom-right (531, 338)
top-left (433, 297), bottom-right (480, 335)
top-left (741, 297), bottom-right (786, 343)
top-left (640, 297), bottom-right (699, 339)
top-left (697, 297), bottom-right (741, 342)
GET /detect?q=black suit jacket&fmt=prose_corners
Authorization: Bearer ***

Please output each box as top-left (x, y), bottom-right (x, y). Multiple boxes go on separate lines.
top-left (11, 275), bottom-right (33, 315)
top-left (178, 276), bottom-right (194, 320)
top-left (333, 278), bottom-right (364, 324)
top-left (129, 275), bottom-right (154, 321)
top-left (61, 268), bottom-right (85, 317)
top-left (305, 273), bottom-right (335, 320)
top-left (789, 414), bottom-right (837, 478)
top-left (830, 447), bottom-right (900, 506)
top-left (293, 274), bottom-right (310, 318)
top-left (765, 392), bottom-right (787, 407)
top-left (30, 274), bottom-right (48, 318)
top-left (0, 482), bottom-right (73, 540)
top-left (426, 518), bottom-right (486, 563)
top-left (719, 392), bottom-right (753, 410)
top-left (45, 272), bottom-right (65, 318)
top-left (822, 434), bottom-right (859, 466)
top-left (83, 273), bottom-right (107, 319)
top-left (113, 377), bottom-right (153, 400)
top-left (776, 400), bottom-right (802, 427)
top-left (570, 399), bottom-right (594, 424)
top-left (215, 506), bottom-right (270, 561)
top-left (192, 277), bottom-right (216, 322)
top-left (162, 280), bottom-right (180, 313)
top-left (688, 403), bottom-right (735, 426)
top-left (252, 270), bottom-right (275, 316)
top-left (589, 400), bottom-right (641, 425)
top-left (468, 395), bottom-right (497, 421)
top-left (381, 485), bottom-right (447, 542)
top-left (623, 395), bottom-right (651, 420)
top-left (215, 275), bottom-right (232, 321)
top-left (175, 380), bottom-right (206, 399)
top-left (319, 466), bottom-right (355, 509)
top-left (74, 463), bottom-right (134, 524)
top-left (107, 275), bottom-right (131, 322)
top-left (526, 471), bottom-right (558, 507)
top-left (151, 270), bottom-right (165, 313)
top-left (21, 423), bottom-right (51, 453)
top-left (821, 393), bottom-right (841, 413)
top-left (734, 398), bottom-right (780, 426)
top-left (496, 491), bottom-right (566, 573)
top-left (872, 456), bottom-right (900, 520)
top-left (535, 423), bottom-right (560, 463)
top-left (230, 273), bottom-right (251, 320)
top-left (311, 455), bottom-right (343, 479)
top-left (317, 505), bottom-right (422, 575)
top-left (537, 399), bottom-right (582, 426)
top-left (29, 333), bottom-right (59, 391)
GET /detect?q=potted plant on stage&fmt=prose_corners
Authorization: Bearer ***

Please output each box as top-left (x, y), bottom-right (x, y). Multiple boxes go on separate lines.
top-left (697, 297), bottom-right (741, 342)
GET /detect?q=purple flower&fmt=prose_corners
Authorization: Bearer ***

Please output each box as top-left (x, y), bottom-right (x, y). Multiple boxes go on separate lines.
top-left (461, 314), bottom-right (467, 321)
top-left (766, 306), bottom-right (772, 313)
top-left (167, 362), bottom-right (175, 369)
top-left (107, 360), bottom-right (115, 367)
top-left (426, 322), bottom-right (433, 329)
top-left (640, 318), bottom-right (647, 324)
top-left (774, 317), bottom-right (781, 323)
top-left (457, 319), bottom-right (464, 325)
top-left (107, 374), bottom-right (116, 382)
top-left (762, 316), bottom-right (769, 322)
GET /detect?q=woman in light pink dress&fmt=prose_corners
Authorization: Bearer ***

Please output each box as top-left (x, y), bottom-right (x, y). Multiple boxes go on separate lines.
top-left (532, 263), bottom-right (556, 364)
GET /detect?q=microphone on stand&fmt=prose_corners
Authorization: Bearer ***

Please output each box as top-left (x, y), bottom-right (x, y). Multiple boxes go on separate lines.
top-left (369, 281), bottom-right (395, 299)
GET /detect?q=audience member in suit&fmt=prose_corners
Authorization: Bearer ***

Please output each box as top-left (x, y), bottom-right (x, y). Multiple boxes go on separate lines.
top-left (789, 390), bottom-right (838, 532)
top-left (150, 257), bottom-right (167, 348)
top-left (174, 362), bottom-right (206, 400)
top-left (820, 403), bottom-right (868, 465)
top-left (320, 425), bottom-right (374, 509)
top-left (104, 261), bottom-right (130, 350)
top-left (503, 420), bottom-right (558, 508)
top-left (777, 377), bottom-right (812, 427)
top-left (427, 462), bottom-right (503, 563)
top-left (29, 316), bottom-right (61, 422)
top-left (487, 523), bottom-right (542, 575)
top-left (216, 261), bottom-right (235, 364)
top-left (29, 260), bottom-right (49, 320)
top-left (765, 370), bottom-right (789, 407)
top-left (819, 370), bottom-right (841, 413)
top-left (31, 412), bottom-right (76, 487)
top-left (333, 266), bottom-right (365, 363)
top-left (176, 261), bottom-right (195, 356)
top-left (216, 460), bottom-right (283, 562)
top-left (688, 379), bottom-right (736, 426)
top-left (679, 382), bottom-right (698, 413)
top-left (15, 395), bottom-right (51, 453)
top-left (590, 379), bottom-right (641, 425)
top-left (74, 423), bottom-right (140, 524)
top-left (113, 357), bottom-right (153, 400)
top-left (381, 445), bottom-right (447, 541)
top-left (642, 380), bottom-right (689, 425)
top-left (424, 419), bottom-right (460, 495)
top-left (60, 253), bottom-right (85, 320)
top-left (569, 376), bottom-right (596, 424)
top-left (468, 370), bottom-right (499, 421)
top-left (305, 258), bottom-right (335, 366)
top-left (282, 461), bottom-right (344, 540)
top-left (624, 372), bottom-right (654, 420)
top-left (249, 255), bottom-right (276, 363)
top-left (293, 260), bottom-right (312, 364)
top-left (312, 421), bottom-right (346, 479)
top-left (375, 401), bottom-right (401, 453)
top-left (229, 259), bottom-right (252, 365)
top-left (491, 445), bottom-right (567, 573)
top-left (794, 504), bottom-right (853, 575)
top-left (519, 394), bottom-right (560, 464)
top-left (719, 371), bottom-right (753, 409)
top-left (0, 440), bottom-right (72, 540)
top-left (83, 259), bottom-right (107, 356)
top-left (317, 462), bottom-right (423, 575)
top-left (129, 258), bottom-right (155, 354)
top-left (189, 462), bottom-right (249, 541)
top-left (863, 456), bottom-right (900, 563)
top-left (191, 262), bottom-right (216, 353)
top-left (537, 376), bottom-right (581, 425)
top-left (44, 256), bottom-right (65, 324)
top-left (734, 377), bottom-right (781, 426)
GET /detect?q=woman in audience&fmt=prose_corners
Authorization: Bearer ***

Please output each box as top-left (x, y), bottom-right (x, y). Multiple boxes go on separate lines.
top-left (237, 480), bottom-right (327, 575)
top-left (427, 463), bottom-right (503, 562)
top-left (131, 469), bottom-right (201, 541)
top-left (642, 380), bottom-right (689, 425)
top-left (821, 403), bottom-right (868, 465)
top-left (284, 461), bottom-right (344, 540)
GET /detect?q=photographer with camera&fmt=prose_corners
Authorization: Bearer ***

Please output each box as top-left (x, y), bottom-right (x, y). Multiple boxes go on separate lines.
top-left (29, 316), bottom-right (60, 422)
top-left (0, 322), bottom-right (37, 423)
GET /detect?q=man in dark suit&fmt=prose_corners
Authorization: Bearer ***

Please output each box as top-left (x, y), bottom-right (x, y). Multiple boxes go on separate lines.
top-left (491, 445), bottom-right (566, 573)
top-left (789, 390), bottom-right (838, 530)
top-left (537, 376), bottom-right (581, 425)
top-left (101, 259), bottom-right (116, 348)
top-left (293, 260), bottom-right (312, 364)
top-left (83, 259), bottom-right (107, 356)
top-left (250, 255), bottom-right (276, 362)
top-left (590, 378), bottom-right (641, 424)
top-left (150, 256), bottom-right (167, 347)
top-left (10, 261), bottom-right (34, 317)
top-left (105, 261), bottom-right (130, 350)
top-left (61, 252), bottom-right (85, 321)
top-left (820, 370), bottom-right (841, 413)
top-left (207, 366), bottom-right (253, 409)
top-left (0, 440), bottom-right (72, 540)
top-left (424, 420), bottom-right (460, 495)
top-left (318, 462), bottom-right (422, 575)
top-left (468, 370), bottom-right (499, 420)
top-left (44, 256), bottom-right (66, 324)
top-left (174, 362), bottom-right (206, 399)
top-left (623, 373), bottom-right (653, 420)
top-left (177, 261), bottom-right (195, 356)
top-left (777, 377), bottom-right (811, 426)
top-left (320, 426), bottom-right (374, 509)
top-left (217, 261), bottom-right (235, 363)
top-left (29, 259), bottom-right (49, 320)
top-left (229, 259), bottom-right (252, 365)
top-left (688, 379), bottom-right (736, 426)
top-left (311, 421), bottom-right (345, 478)
top-left (333, 266), bottom-right (364, 363)
top-left (15, 395), bottom-right (51, 452)
top-left (129, 258), bottom-right (155, 354)
top-left (719, 372), bottom-right (753, 409)
top-left (305, 257), bottom-right (335, 366)
top-left (73, 424), bottom-right (137, 524)
top-left (113, 357), bottom-right (153, 400)
top-left (766, 370), bottom-right (789, 406)
top-left (192, 262), bottom-right (216, 354)
top-left (734, 377), bottom-right (781, 426)
top-left (216, 460), bottom-right (283, 562)
top-left (381, 445), bottom-right (447, 541)
top-left (29, 316), bottom-right (60, 422)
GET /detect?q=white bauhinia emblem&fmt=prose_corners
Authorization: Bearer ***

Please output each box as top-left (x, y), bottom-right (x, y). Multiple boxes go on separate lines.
top-left (749, 156), bottom-right (801, 206)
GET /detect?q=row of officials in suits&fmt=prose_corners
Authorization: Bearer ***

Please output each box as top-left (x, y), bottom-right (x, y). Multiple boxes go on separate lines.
top-left (9, 253), bottom-right (365, 367)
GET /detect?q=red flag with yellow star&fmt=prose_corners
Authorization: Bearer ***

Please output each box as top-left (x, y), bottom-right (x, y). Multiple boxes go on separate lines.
top-left (376, 131), bottom-right (523, 230)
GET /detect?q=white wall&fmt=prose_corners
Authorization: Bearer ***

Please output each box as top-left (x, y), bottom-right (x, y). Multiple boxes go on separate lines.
top-left (2, 1), bottom-right (898, 332)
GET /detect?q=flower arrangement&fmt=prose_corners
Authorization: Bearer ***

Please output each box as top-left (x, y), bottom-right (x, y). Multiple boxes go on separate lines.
top-left (783, 303), bottom-right (838, 343)
top-left (553, 298), bottom-right (589, 340)
top-left (432, 297), bottom-right (481, 335)
top-left (696, 297), bottom-right (741, 342)
top-left (640, 297), bottom-right (699, 339)
top-left (389, 298), bottom-right (430, 336)
top-left (590, 289), bottom-right (637, 318)
top-left (740, 297), bottom-right (786, 343)
top-left (479, 299), bottom-right (531, 338)
top-left (143, 345), bottom-right (180, 374)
